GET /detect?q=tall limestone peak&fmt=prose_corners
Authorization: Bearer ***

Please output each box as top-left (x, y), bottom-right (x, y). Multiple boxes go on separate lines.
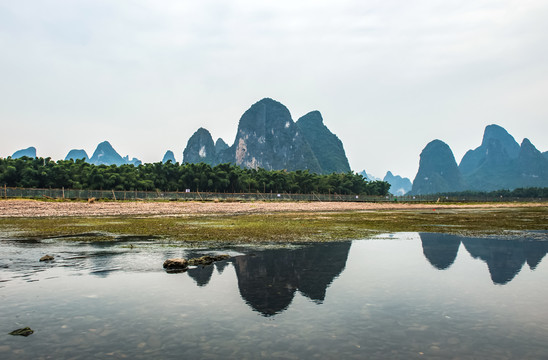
top-left (90, 141), bottom-right (126, 166)
top-left (459, 124), bottom-right (546, 191)
top-left (162, 150), bottom-right (176, 164)
top-left (481, 124), bottom-right (520, 158)
top-left (215, 138), bottom-right (229, 154)
top-left (296, 111), bottom-right (351, 174)
top-left (65, 149), bottom-right (89, 161)
top-left (227, 98), bottom-right (321, 172)
top-left (460, 124), bottom-right (520, 176)
top-left (12, 147), bottom-right (37, 159)
top-left (516, 138), bottom-right (548, 187)
top-left (297, 110), bottom-right (323, 126)
top-left (411, 140), bottom-right (465, 195)
top-left (183, 128), bottom-right (217, 165)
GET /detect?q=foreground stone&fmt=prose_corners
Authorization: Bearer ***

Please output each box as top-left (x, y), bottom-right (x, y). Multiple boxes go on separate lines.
top-left (9, 327), bottom-right (34, 336)
top-left (39, 255), bottom-right (54, 262)
top-left (163, 258), bottom-right (189, 271)
top-left (188, 255), bottom-right (230, 266)
top-left (163, 255), bottom-right (230, 273)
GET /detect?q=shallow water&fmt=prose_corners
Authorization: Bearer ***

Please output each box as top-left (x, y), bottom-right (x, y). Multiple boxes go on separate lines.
top-left (1, 232), bottom-right (548, 359)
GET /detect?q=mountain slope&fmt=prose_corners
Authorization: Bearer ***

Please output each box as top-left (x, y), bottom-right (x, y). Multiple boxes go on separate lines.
top-left (411, 140), bottom-right (465, 195)
top-left (296, 111), bottom-right (350, 174)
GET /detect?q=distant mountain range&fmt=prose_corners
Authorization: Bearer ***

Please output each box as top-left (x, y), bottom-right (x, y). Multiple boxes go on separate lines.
top-left (411, 124), bottom-right (548, 194)
top-left (383, 171), bottom-right (412, 196)
top-left (6, 104), bottom-right (546, 194)
top-left (11, 147), bottom-right (37, 159)
top-left (357, 170), bottom-right (412, 195)
top-left (182, 98), bottom-right (351, 175)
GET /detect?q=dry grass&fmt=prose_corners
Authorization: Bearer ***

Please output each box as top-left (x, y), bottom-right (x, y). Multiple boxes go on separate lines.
top-left (0, 200), bottom-right (546, 243)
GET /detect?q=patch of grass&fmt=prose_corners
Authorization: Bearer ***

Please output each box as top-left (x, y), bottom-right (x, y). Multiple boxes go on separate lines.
top-left (0, 206), bottom-right (546, 243)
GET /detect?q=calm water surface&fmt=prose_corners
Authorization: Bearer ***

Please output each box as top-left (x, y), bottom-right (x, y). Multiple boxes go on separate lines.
top-left (1, 232), bottom-right (548, 359)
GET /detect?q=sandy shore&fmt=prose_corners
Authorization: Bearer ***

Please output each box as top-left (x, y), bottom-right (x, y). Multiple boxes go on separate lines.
top-left (0, 199), bottom-right (544, 218)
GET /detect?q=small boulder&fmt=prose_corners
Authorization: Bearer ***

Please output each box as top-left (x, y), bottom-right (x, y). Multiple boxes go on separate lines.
top-left (40, 255), bottom-right (54, 262)
top-left (163, 258), bottom-right (189, 271)
top-left (188, 255), bottom-right (230, 266)
top-left (9, 327), bottom-right (34, 336)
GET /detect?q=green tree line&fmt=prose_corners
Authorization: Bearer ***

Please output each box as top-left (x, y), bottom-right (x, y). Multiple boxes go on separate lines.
top-left (427, 188), bottom-right (548, 199)
top-left (0, 157), bottom-right (390, 196)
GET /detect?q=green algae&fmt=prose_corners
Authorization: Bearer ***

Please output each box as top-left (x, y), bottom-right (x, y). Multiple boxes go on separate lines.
top-left (0, 206), bottom-right (546, 243)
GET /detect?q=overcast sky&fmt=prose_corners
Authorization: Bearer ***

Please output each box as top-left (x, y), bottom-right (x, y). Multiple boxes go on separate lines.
top-left (1, 0), bottom-right (547, 179)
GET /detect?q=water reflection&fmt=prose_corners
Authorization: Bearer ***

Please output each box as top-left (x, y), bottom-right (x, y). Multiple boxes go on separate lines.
top-left (3, 233), bottom-right (548, 359)
top-left (419, 233), bottom-right (548, 285)
top-left (232, 242), bottom-right (352, 316)
top-left (2, 233), bottom-right (548, 317)
top-left (420, 233), bottom-right (461, 270)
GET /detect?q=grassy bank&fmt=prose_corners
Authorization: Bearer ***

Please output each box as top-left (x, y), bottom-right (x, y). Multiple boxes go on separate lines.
top-left (1, 206), bottom-right (546, 243)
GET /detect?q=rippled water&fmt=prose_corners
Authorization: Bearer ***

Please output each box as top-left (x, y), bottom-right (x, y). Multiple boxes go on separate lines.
top-left (1, 232), bottom-right (548, 359)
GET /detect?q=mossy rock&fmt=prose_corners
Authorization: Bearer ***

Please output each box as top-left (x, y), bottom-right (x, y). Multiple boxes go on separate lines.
top-left (9, 327), bottom-right (34, 336)
top-left (188, 255), bottom-right (230, 266)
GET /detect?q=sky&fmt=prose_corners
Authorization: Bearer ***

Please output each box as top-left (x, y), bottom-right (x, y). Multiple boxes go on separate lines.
top-left (1, 0), bottom-right (547, 180)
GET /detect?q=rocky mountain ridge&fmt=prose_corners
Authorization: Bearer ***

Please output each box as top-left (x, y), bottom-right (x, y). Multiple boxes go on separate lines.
top-left (411, 125), bottom-right (547, 194)
top-left (383, 171), bottom-right (412, 196)
top-left (182, 98), bottom-right (350, 174)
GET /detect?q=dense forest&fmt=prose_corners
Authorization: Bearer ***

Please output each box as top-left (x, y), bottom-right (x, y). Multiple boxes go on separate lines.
top-left (0, 157), bottom-right (390, 196)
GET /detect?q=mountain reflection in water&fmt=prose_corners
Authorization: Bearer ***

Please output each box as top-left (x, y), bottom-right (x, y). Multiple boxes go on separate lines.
top-left (232, 242), bottom-right (352, 316)
top-left (3, 233), bottom-right (548, 359)
top-left (420, 233), bottom-right (548, 285)
top-left (180, 235), bottom-right (548, 316)
top-left (2, 233), bottom-right (548, 318)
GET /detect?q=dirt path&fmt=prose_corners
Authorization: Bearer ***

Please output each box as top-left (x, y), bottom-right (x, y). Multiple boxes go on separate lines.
top-left (0, 199), bottom-right (545, 218)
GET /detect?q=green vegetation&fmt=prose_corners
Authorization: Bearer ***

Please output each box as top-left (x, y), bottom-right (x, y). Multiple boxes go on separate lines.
top-left (0, 157), bottom-right (389, 195)
top-left (422, 187), bottom-right (548, 199)
top-left (1, 206), bottom-right (546, 243)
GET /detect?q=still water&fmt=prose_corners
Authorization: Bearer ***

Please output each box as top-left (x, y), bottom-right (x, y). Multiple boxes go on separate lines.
top-left (1, 232), bottom-right (548, 359)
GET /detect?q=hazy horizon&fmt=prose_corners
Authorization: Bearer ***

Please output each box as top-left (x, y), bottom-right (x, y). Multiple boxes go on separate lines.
top-left (1, 1), bottom-right (547, 180)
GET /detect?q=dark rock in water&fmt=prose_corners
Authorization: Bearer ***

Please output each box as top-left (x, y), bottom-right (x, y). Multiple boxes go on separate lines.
top-left (12, 147), bottom-right (37, 159)
top-left (162, 150), bottom-right (176, 164)
top-left (40, 255), bottom-right (54, 262)
top-left (163, 258), bottom-right (189, 272)
top-left (411, 140), bottom-right (465, 195)
top-left (188, 255), bottom-right (230, 266)
top-left (9, 327), bottom-right (34, 336)
top-left (65, 149), bottom-right (89, 161)
top-left (296, 111), bottom-right (351, 174)
top-left (183, 128), bottom-right (217, 165)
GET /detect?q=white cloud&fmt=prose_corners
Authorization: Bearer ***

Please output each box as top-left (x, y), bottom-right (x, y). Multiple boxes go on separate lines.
top-left (0, 0), bottom-right (546, 178)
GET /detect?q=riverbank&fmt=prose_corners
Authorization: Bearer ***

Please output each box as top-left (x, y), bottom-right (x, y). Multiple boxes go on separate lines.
top-left (0, 199), bottom-right (545, 217)
top-left (0, 200), bottom-right (546, 242)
